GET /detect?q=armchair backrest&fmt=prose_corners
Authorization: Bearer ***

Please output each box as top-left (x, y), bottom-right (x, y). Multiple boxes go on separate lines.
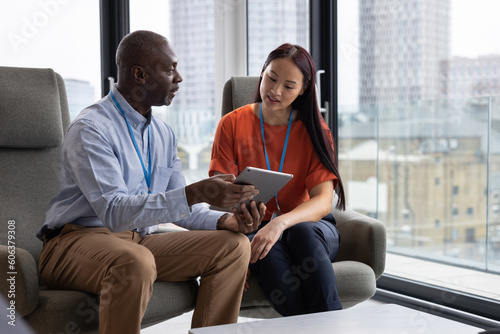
top-left (0, 66), bottom-right (70, 264)
top-left (221, 76), bottom-right (260, 116)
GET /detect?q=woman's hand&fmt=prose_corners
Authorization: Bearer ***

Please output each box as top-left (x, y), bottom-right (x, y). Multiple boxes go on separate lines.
top-left (250, 218), bottom-right (286, 263)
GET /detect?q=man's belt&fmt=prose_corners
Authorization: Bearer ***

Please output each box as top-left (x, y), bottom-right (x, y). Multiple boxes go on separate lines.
top-left (43, 227), bottom-right (63, 245)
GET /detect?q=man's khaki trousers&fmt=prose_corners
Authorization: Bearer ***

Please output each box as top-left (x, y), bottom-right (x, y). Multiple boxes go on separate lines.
top-left (39, 223), bottom-right (251, 334)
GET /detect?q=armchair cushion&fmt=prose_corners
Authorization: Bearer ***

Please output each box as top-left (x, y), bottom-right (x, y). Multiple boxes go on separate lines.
top-left (0, 66), bottom-right (65, 148)
top-left (333, 261), bottom-right (376, 308)
top-left (332, 203), bottom-right (386, 279)
top-left (0, 246), bottom-right (39, 317)
top-left (22, 281), bottom-right (198, 334)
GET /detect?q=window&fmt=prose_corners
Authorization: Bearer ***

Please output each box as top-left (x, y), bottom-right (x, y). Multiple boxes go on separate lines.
top-left (467, 207), bottom-right (474, 216)
top-left (131, 0), bottom-right (216, 183)
top-left (337, 0), bottom-right (500, 320)
top-left (247, 0), bottom-right (310, 76)
top-left (466, 228), bottom-right (475, 243)
top-left (1, 0), bottom-right (101, 120)
top-left (129, 0), bottom-right (310, 183)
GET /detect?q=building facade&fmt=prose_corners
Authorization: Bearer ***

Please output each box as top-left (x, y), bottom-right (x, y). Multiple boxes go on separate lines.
top-left (359, 0), bottom-right (450, 105)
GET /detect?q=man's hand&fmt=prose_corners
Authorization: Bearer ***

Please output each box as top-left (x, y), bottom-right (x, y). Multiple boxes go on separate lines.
top-left (185, 174), bottom-right (259, 208)
top-left (217, 201), bottom-right (266, 234)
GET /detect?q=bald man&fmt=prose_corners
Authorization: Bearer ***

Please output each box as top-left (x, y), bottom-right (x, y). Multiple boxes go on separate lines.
top-left (37, 30), bottom-right (266, 334)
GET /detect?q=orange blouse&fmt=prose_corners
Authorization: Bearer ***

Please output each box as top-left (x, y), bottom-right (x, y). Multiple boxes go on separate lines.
top-left (209, 104), bottom-right (337, 220)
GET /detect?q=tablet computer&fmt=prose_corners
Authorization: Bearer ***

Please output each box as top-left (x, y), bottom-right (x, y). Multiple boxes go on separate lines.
top-left (210, 166), bottom-right (293, 212)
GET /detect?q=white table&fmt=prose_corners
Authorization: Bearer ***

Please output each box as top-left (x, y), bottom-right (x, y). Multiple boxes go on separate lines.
top-left (189, 304), bottom-right (484, 334)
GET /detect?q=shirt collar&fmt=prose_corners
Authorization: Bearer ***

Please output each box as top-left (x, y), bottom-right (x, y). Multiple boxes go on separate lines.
top-left (110, 84), bottom-right (152, 128)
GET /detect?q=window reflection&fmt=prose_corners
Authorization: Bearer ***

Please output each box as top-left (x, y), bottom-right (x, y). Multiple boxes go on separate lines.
top-left (1, 0), bottom-right (101, 120)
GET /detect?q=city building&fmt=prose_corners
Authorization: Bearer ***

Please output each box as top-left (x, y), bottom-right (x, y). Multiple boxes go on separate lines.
top-left (440, 55), bottom-right (500, 99)
top-left (247, 0), bottom-right (309, 76)
top-left (358, 0), bottom-right (450, 105)
top-left (348, 0), bottom-right (500, 268)
top-left (64, 79), bottom-right (95, 120)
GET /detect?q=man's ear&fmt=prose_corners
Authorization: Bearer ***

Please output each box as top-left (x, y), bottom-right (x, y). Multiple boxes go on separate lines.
top-left (131, 65), bottom-right (146, 84)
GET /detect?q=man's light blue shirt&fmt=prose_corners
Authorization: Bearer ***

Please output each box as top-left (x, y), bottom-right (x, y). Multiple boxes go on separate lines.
top-left (37, 85), bottom-right (223, 240)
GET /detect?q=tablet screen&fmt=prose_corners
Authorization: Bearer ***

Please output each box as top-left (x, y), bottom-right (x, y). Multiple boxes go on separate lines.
top-left (235, 166), bottom-right (293, 206)
top-left (210, 166), bottom-right (293, 212)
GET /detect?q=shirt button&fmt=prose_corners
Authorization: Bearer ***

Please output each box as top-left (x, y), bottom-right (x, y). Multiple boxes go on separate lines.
top-left (180, 214), bottom-right (185, 218)
top-left (133, 123), bottom-right (138, 127)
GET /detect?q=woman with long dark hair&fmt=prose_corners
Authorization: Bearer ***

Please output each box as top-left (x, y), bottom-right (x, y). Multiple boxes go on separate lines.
top-left (209, 43), bottom-right (345, 316)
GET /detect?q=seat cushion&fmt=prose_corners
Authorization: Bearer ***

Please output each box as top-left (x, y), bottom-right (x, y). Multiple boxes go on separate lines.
top-left (333, 261), bottom-right (376, 308)
top-left (142, 280), bottom-right (198, 328)
top-left (24, 289), bottom-right (100, 334)
top-left (24, 281), bottom-right (198, 334)
top-left (240, 261), bottom-right (376, 318)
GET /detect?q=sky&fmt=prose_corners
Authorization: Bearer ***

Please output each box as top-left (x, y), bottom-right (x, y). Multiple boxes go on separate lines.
top-left (1, 0), bottom-right (499, 105)
top-left (0, 0), bottom-right (103, 99)
top-left (0, 0), bottom-right (172, 101)
top-left (337, 0), bottom-right (500, 106)
top-left (450, 0), bottom-right (500, 57)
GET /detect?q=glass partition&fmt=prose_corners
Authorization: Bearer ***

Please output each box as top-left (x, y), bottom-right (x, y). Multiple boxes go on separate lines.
top-left (337, 0), bottom-right (500, 305)
top-left (339, 96), bottom-right (500, 300)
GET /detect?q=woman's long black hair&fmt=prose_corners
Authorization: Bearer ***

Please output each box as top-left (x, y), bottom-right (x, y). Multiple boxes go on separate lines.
top-left (254, 43), bottom-right (345, 210)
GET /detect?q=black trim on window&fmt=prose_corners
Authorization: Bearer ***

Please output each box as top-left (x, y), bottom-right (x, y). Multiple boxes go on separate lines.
top-left (99, 0), bottom-right (129, 97)
top-left (377, 275), bottom-right (500, 327)
top-left (310, 0), bottom-right (337, 155)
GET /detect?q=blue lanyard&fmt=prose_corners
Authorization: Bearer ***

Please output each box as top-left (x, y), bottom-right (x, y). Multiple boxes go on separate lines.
top-left (110, 91), bottom-right (152, 194)
top-left (259, 103), bottom-right (293, 212)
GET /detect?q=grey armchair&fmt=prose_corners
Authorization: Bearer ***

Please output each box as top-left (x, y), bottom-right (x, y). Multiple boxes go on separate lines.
top-left (220, 76), bottom-right (387, 318)
top-left (0, 66), bottom-right (197, 333)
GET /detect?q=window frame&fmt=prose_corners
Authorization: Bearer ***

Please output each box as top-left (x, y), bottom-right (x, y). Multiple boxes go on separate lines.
top-left (310, 0), bottom-right (338, 153)
top-left (99, 0), bottom-right (129, 97)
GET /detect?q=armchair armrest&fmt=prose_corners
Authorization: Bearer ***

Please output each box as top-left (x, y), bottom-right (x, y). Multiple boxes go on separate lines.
top-left (331, 205), bottom-right (386, 279)
top-left (0, 245), bottom-right (39, 316)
